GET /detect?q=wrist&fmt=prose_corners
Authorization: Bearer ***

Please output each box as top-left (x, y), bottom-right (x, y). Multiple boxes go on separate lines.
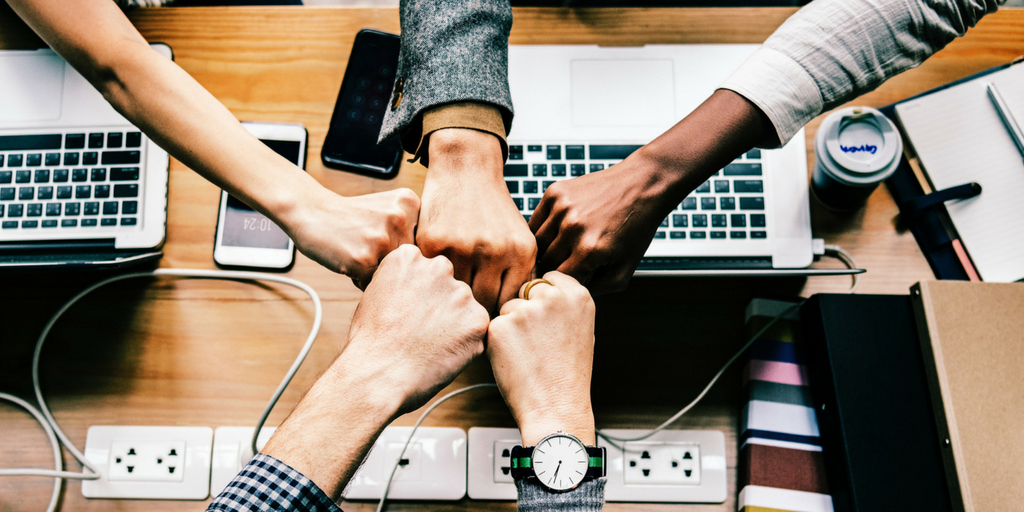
top-left (623, 145), bottom-right (689, 214)
top-left (267, 167), bottom-right (330, 236)
top-left (261, 353), bottom-right (401, 499)
top-left (517, 404), bottom-right (596, 446)
top-left (426, 128), bottom-right (504, 182)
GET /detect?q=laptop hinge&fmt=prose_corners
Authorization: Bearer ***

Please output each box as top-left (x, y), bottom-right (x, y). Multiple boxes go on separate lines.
top-left (637, 256), bottom-right (773, 270)
top-left (0, 239), bottom-right (116, 253)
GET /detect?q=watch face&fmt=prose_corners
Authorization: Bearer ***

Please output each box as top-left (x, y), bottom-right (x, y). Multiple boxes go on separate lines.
top-left (532, 434), bottom-right (589, 491)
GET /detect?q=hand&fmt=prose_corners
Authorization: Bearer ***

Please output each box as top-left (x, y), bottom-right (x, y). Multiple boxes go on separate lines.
top-left (284, 187), bottom-right (420, 289)
top-left (345, 244), bottom-right (490, 413)
top-left (530, 90), bottom-right (775, 295)
top-left (262, 245), bottom-right (488, 499)
top-left (487, 272), bottom-right (597, 445)
top-left (416, 128), bottom-right (537, 314)
top-left (529, 154), bottom-right (673, 295)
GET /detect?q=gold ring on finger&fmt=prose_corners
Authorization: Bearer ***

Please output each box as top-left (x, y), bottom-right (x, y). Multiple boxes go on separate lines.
top-left (523, 278), bottom-right (554, 300)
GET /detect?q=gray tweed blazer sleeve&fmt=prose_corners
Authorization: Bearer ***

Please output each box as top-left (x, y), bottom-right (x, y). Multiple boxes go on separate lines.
top-left (379, 0), bottom-right (514, 151)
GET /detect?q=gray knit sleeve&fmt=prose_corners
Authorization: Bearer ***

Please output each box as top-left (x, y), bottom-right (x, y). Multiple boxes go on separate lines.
top-left (516, 478), bottom-right (605, 512)
top-left (380, 0), bottom-right (514, 153)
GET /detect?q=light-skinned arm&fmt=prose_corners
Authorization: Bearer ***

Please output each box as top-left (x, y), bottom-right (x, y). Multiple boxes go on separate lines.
top-left (258, 244), bottom-right (489, 499)
top-left (8, 0), bottom-right (419, 287)
top-left (418, 128), bottom-right (537, 315)
top-left (381, 0), bottom-right (536, 314)
top-left (487, 271), bottom-right (605, 510)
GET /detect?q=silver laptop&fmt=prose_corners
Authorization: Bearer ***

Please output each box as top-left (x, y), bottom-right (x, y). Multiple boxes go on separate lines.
top-left (0, 45), bottom-right (171, 270)
top-left (506, 45), bottom-right (820, 275)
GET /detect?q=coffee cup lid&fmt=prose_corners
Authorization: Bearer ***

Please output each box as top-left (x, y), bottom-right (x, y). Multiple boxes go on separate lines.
top-left (816, 106), bottom-right (902, 184)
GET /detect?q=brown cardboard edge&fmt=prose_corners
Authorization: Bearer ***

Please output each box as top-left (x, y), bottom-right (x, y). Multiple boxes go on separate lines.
top-left (910, 282), bottom-right (966, 512)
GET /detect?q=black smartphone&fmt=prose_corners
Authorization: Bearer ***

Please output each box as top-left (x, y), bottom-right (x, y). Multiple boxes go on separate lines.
top-left (321, 29), bottom-right (403, 179)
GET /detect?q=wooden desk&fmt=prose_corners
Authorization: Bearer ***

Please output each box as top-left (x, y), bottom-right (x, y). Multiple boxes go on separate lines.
top-left (1, 6), bottom-right (1022, 511)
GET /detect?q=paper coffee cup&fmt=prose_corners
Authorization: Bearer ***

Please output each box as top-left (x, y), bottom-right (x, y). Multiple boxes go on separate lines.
top-left (811, 106), bottom-right (903, 211)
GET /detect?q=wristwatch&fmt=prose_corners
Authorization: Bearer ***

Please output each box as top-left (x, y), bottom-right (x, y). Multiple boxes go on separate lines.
top-left (510, 431), bottom-right (606, 492)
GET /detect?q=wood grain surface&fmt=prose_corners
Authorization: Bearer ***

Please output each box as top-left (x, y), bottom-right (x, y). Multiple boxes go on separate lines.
top-left (2, 6), bottom-right (1022, 511)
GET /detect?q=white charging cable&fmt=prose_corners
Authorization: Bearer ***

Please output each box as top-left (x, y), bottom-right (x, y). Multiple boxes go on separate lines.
top-left (0, 269), bottom-right (322, 512)
top-left (824, 244), bottom-right (860, 294)
top-left (372, 383), bottom-right (497, 512)
top-left (596, 301), bottom-right (803, 445)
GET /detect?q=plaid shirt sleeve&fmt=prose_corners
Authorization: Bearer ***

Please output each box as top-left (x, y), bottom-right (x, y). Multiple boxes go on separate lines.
top-left (207, 453), bottom-right (343, 512)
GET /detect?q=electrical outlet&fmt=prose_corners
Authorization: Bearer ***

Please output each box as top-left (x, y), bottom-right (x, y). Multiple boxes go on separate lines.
top-left (622, 442), bottom-right (700, 485)
top-left (82, 426), bottom-right (213, 499)
top-left (344, 426), bottom-right (466, 500)
top-left (492, 439), bottom-right (518, 483)
top-left (467, 427), bottom-right (521, 500)
top-left (107, 441), bottom-right (186, 482)
top-left (210, 426), bottom-right (277, 497)
top-left (600, 429), bottom-right (726, 503)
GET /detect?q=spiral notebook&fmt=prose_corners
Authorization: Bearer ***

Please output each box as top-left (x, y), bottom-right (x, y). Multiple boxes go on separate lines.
top-left (894, 62), bottom-right (1024, 283)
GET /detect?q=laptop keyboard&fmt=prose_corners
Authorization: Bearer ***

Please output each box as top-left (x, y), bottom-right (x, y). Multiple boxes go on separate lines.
top-left (504, 144), bottom-right (767, 240)
top-left (0, 131), bottom-right (144, 231)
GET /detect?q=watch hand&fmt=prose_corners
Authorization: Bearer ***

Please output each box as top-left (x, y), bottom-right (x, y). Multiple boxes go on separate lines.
top-left (553, 461), bottom-right (561, 481)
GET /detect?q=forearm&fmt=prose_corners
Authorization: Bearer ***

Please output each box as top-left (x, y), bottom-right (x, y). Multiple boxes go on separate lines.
top-left (261, 357), bottom-right (403, 500)
top-left (630, 89), bottom-right (773, 211)
top-left (90, 42), bottom-right (321, 226)
top-left (720, 0), bottom-right (999, 145)
top-left (8, 0), bottom-right (323, 230)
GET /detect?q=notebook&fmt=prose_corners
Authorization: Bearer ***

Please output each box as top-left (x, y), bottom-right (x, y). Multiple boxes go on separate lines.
top-left (911, 281), bottom-right (1024, 512)
top-left (894, 63), bottom-right (1024, 283)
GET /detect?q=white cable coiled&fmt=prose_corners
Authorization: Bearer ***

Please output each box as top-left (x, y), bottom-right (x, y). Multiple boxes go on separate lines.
top-left (0, 269), bottom-right (323, 512)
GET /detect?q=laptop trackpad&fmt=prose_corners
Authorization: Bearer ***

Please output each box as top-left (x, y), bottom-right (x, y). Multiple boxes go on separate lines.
top-left (570, 59), bottom-right (674, 128)
top-left (0, 53), bottom-right (64, 122)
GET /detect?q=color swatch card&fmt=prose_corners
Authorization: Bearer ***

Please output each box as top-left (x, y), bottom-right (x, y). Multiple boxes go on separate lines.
top-left (739, 299), bottom-right (833, 512)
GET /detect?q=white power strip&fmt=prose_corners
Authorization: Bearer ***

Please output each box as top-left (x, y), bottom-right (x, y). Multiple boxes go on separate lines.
top-left (83, 425), bottom-right (725, 503)
top-left (82, 426), bottom-right (213, 500)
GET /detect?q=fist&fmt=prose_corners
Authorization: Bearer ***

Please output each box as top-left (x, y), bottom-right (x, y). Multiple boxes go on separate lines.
top-left (487, 272), bottom-right (597, 445)
top-left (416, 128), bottom-right (537, 314)
top-left (347, 244), bottom-right (490, 413)
top-left (288, 188), bottom-right (420, 289)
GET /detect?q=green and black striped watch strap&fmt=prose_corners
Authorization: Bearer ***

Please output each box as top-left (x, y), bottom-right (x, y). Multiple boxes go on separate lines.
top-left (509, 445), bottom-right (606, 481)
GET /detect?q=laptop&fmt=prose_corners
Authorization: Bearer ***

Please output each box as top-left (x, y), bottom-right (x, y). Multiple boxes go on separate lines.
top-left (0, 44), bottom-right (171, 271)
top-left (506, 45), bottom-right (850, 276)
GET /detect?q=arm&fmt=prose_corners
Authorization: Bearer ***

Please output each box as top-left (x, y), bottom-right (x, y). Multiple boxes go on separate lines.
top-left (487, 272), bottom-right (604, 510)
top-left (530, 0), bottom-right (999, 294)
top-left (208, 245), bottom-right (489, 510)
top-left (8, 0), bottom-right (418, 287)
top-left (382, 0), bottom-right (536, 314)
top-left (722, 0), bottom-right (1000, 147)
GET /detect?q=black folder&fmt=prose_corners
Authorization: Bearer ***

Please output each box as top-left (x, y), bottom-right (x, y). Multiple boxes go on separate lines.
top-left (800, 294), bottom-right (953, 512)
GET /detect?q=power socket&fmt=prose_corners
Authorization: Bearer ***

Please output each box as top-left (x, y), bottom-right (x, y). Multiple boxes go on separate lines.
top-left (107, 441), bottom-right (185, 482)
top-left (622, 441), bottom-right (700, 485)
top-left (600, 429), bottom-right (726, 503)
top-left (344, 426), bottom-right (467, 500)
top-left (467, 427), bottom-right (521, 500)
top-left (82, 426), bottom-right (213, 499)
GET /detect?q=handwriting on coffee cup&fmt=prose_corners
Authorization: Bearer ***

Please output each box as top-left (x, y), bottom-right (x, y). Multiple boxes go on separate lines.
top-left (840, 144), bottom-right (878, 155)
